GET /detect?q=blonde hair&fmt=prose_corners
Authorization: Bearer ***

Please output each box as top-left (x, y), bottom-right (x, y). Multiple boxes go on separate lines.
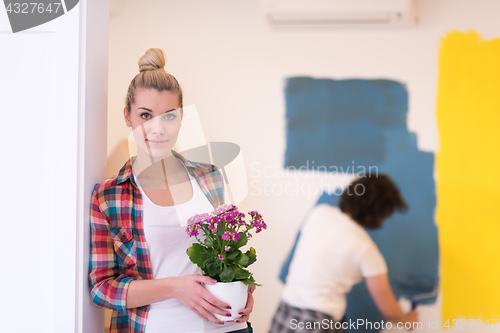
top-left (125, 48), bottom-right (183, 113)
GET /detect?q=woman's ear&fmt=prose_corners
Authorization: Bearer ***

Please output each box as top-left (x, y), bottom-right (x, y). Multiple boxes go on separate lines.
top-left (124, 107), bottom-right (132, 127)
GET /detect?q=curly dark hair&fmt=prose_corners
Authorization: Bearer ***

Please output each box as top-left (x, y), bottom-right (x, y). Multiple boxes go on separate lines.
top-left (339, 174), bottom-right (408, 229)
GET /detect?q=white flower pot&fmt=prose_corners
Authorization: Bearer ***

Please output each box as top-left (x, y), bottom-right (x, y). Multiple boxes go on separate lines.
top-left (204, 280), bottom-right (248, 321)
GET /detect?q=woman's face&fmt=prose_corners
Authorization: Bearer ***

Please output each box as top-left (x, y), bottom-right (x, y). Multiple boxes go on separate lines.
top-left (124, 88), bottom-right (182, 160)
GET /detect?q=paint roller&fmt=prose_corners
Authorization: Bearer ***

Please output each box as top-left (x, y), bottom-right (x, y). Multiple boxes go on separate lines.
top-left (411, 288), bottom-right (438, 310)
top-left (392, 275), bottom-right (438, 310)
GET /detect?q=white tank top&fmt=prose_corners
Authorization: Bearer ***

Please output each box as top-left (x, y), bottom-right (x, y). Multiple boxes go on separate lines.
top-left (134, 169), bottom-right (246, 333)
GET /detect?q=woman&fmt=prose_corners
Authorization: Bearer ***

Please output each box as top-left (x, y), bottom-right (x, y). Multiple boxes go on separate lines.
top-left (270, 175), bottom-right (418, 333)
top-left (89, 48), bottom-right (253, 333)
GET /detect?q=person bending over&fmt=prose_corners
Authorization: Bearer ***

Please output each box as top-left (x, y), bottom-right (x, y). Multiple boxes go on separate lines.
top-left (270, 174), bottom-right (418, 333)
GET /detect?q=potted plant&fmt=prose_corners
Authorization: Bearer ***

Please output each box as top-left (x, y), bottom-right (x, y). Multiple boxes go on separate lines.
top-left (186, 203), bottom-right (267, 320)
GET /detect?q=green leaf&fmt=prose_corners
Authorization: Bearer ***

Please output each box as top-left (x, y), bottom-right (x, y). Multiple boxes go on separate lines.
top-left (219, 266), bottom-right (236, 282)
top-left (244, 247), bottom-right (257, 267)
top-left (187, 243), bottom-right (215, 268)
top-left (236, 253), bottom-right (249, 266)
top-left (234, 232), bottom-right (248, 249)
top-left (227, 251), bottom-right (240, 260)
top-left (246, 247), bottom-right (256, 258)
top-left (234, 267), bottom-right (251, 280)
top-left (216, 224), bottom-right (224, 237)
top-left (203, 257), bottom-right (214, 267)
top-left (241, 275), bottom-right (261, 286)
top-left (206, 260), bottom-right (221, 277)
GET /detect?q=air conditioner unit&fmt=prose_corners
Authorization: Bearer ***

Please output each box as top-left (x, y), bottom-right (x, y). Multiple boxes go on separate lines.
top-left (263, 0), bottom-right (417, 27)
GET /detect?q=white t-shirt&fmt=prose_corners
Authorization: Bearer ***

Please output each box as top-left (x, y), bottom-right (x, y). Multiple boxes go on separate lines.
top-left (134, 169), bottom-right (247, 333)
top-left (281, 204), bottom-right (388, 322)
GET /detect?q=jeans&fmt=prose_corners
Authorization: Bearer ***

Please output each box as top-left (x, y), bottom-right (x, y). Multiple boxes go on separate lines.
top-left (229, 321), bottom-right (253, 333)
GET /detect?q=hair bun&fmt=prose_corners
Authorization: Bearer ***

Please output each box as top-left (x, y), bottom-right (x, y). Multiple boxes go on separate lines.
top-left (138, 48), bottom-right (166, 72)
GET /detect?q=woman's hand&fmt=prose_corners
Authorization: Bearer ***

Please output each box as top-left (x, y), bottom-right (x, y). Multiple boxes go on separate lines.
top-left (365, 274), bottom-right (420, 329)
top-left (402, 310), bottom-right (419, 330)
top-left (232, 285), bottom-right (256, 323)
top-left (168, 274), bottom-right (232, 324)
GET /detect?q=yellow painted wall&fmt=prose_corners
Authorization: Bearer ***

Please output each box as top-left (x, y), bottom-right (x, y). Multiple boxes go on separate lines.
top-left (436, 31), bottom-right (500, 321)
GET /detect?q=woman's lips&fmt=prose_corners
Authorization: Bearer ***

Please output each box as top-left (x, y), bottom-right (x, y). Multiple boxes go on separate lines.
top-left (146, 139), bottom-right (168, 146)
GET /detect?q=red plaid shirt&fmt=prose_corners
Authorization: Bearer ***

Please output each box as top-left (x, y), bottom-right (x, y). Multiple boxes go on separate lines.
top-left (88, 150), bottom-right (225, 333)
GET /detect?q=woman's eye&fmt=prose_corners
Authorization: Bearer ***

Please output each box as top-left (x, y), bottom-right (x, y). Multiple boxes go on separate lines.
top-left (163, 113), bottom-right (176, 120)
top-left (140, 113), bottom-right (151, 120)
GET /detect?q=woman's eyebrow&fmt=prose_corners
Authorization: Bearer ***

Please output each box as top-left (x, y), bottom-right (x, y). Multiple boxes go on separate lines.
top-left (137, 107), bottom-right (177, 113)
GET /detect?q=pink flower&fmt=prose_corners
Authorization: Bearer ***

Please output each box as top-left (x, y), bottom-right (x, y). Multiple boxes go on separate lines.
top-left (222, 233), bottom-right (231, 241)
top-left (219, 255), bottom-right (225, 260)
top-left (225, 246), bottom-right (230, 252)
top-left (186, 226), bottom-right (200, 237)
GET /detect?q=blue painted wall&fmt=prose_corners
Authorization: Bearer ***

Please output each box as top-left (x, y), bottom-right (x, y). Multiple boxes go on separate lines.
top-left (284, 77), bottom-right (438, 332)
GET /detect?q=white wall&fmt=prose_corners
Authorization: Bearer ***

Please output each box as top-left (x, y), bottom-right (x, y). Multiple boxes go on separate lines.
top-left (0, 8), bottom-right (78, 332)
top-left (78, 1), bottom-right (110, 332)
top-left (0, 1), bottom-right (108, 332)
top-left (107, 1), bottom-right (500, 332)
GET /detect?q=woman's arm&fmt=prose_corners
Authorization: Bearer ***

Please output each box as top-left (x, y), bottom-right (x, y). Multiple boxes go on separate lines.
top-left (88, 185), bottom-right (135, 312)
top-left (365, 274), bottom-right (418, 325)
